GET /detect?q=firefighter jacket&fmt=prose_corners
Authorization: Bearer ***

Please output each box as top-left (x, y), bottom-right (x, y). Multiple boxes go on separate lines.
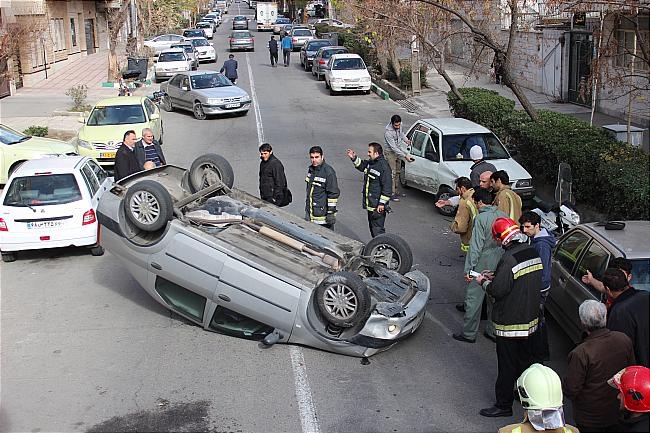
top-left (482, 240), bottom-right (542, 338)
top-left (494, 186), bottom-right (523, 221)
top-left (305, 161), bottom-right (340, 224)
top-left (451, 188), bottom-right (477, 252)
top-left (464, 205), bottom-right (506, 275)
top-left (350, 154), bottom-right (392, 211)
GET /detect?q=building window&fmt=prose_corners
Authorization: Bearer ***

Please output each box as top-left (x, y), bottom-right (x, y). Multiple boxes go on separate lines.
top-left (49, 18), bottom-right (65, 52)
top-left (70, 17), bottom-right (77, 47)
top-left (30, 35), bottom-right (45, 69)
top-left (615, 15), bottom-right (649, 71)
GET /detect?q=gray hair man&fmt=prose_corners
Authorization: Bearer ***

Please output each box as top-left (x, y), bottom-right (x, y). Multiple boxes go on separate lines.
top-left (563, 300), bottom-right (636, 432)
top-left (135, 127), bottom-right (166, 170)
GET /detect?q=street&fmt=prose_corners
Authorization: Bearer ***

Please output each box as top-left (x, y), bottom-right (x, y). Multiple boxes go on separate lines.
top-left (0, 3), bottom-right (576, 432)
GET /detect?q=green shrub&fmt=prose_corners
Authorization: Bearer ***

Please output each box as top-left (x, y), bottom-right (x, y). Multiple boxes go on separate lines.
top-left (395, 64), bottom-right (428, 89)
top-left (600, 144), bottom-right (650, 219)
top-left (65, 84), bottom-right (90, 112)
top-left (23, 126), bottom-right (48, 137)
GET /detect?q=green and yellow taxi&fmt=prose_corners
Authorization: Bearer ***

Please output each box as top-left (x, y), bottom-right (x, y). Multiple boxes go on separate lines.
top-left (76, 96), bottom-right (164, 167)
top-left (0, 123), bottom-right (78, 185)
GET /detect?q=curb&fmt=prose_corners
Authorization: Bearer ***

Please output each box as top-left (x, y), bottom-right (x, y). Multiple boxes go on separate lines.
top-left (371, 82), bottom-right (390, 101)
top-left (101, 80), bottom-right (152, 88)
top-left (52, 110), bottom-right (88, 117)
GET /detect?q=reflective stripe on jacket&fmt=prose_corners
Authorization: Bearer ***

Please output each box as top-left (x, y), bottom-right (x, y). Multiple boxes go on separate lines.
top-left (305, 162), bottom-right (340, 224)
top-left (494, 187), bottom-right (523, 221)
top-left (351, 155), bottom-right (392, 211)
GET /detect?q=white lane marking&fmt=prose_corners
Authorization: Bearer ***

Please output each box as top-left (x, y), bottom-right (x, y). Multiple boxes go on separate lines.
top-left (425, 311), bottom-right (453, 336)
top-left (290, 346), bottom-right (321, 433)
top-left (245, 44), bottom-right (321, 433)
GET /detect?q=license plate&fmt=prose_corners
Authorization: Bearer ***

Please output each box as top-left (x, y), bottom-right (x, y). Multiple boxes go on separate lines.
top-left (100, 152), bottom-right (116, 159)
top-left (27, 220), bottom-right (64, 229)
top-left (225, 103), bottom-right (240, 108)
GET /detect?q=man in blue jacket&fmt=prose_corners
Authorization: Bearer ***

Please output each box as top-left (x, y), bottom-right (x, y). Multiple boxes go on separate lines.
top-left (519, 211), bottom-right (556, 363)
top-left (281, 33), bottom-right (293, 66)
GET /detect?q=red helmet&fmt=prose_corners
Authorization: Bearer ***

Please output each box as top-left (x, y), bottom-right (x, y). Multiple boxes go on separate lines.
top-left (491, 217), bottom-right (520, 244)
top-left (609, 366), bottom-right (650, 412)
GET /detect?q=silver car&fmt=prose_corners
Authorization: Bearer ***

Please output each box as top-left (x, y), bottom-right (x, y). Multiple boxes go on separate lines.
top-left (232, 15), bottom-right (248, 30)
top-left (159, 71), bottom-right (251, 120)
top-left (229, 30), bottom-right (254, 51)
top-left (299, 39), bottom-right (333, 71)
top-left (97, 154), bottom-right (430, 357)
top-left (311, 46), bottom-right (348, 80)
top-left (290, 27), bottom-right (314, 51)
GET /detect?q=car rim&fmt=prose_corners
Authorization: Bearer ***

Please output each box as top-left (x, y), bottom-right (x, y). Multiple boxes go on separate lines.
top-left (438, 192), bottom-right (455, 214)
top-left (163, 96), bottom-right (172, 110)
top-left (196, 163), bottom-right (222, 189)
top-left (194, 103), bottom-right (206, 119)
top-left (368, 244), bottom-right (401, 271)
top-left (323, 283), bottom-right (358, 320)
top-left (129, 191), bottom-right (161, 225)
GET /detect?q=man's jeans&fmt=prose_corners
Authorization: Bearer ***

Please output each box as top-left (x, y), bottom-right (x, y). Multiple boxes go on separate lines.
top-left (283, 49), bottom-right (291, 66)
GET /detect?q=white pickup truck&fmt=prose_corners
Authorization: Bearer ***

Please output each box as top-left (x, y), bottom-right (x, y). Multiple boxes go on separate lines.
top-left (256, 2), bottom-right (277, 31)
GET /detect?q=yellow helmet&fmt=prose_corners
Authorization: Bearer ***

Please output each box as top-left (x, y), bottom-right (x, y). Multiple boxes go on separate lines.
top-left (517, 363), bottom-right (563, 409)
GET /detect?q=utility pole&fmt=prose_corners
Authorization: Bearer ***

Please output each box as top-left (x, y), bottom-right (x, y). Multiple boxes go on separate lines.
top-left (411, 35), bottom-right (420, 96)
top-left (328, 0), bottom-right (333, 25)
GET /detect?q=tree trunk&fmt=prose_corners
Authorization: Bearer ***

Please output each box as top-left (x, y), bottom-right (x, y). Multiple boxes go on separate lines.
top-left (106, 0), bottom-right (131, 82)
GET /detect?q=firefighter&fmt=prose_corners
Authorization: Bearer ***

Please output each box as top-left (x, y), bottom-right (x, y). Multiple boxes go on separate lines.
top-left (305, 146), bottom-right (340, 230)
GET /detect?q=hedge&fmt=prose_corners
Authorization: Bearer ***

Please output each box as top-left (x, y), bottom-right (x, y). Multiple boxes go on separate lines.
top-left (447, 87), bottom-right (649, 220)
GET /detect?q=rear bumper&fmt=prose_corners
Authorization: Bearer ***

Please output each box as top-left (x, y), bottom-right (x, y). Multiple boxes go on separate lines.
top-left (230, 43), bottom-right (254, 50)
top-left (0, 224), bottom-right (98, 252)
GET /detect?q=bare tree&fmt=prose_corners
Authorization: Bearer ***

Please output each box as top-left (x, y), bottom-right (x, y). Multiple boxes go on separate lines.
top-left (107, 0), bottom-right (132, 81)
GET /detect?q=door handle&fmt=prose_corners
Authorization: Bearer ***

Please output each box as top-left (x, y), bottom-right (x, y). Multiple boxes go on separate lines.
top-left (151, 262), bottom-right (162, 270)
top-left (218, 294), bottom-right (231, 302)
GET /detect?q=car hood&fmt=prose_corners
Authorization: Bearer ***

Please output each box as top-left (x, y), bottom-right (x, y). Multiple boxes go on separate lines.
top-left (155, 61), bottom-right (189, 69)
top-left (331, 69), bottom-right (370, 79)
top-left (78, 123), bottom-right (149, 143)
top-left (12, 136), bottom-right (77, 154)
top-left (196, 86), bottom-right (249, 98)
top-left (446, 158), bottom-right (532, 180)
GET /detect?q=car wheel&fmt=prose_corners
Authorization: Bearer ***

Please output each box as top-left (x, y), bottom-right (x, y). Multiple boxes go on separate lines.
top-left (124, 180), bottom-right (173, 232)
top-left (329, 87), bottom-right (336, 96)
top-left (193, 102), bottom-right (207, 120)
top-left (1, 251), bottom-right (16, 263)
top-left (189, 153), bottom-right (235, 192)
top-left (90, 244), bottom-right (105, 256)
top-left (435, 186), bottom-right (458, 217)
top-left (364, 89), bottom-right (371, 95)
top-left (162, 95), bottom-right (174, 112)
top-left (398, 162), bottom-right (409, 189)
top-left (363, 234), bottom-right (413, 275)
top-left (315, 271), bottom-right (371, 328)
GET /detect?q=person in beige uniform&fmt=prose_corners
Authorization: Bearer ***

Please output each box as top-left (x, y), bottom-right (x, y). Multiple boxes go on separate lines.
top-left (449, 177), bottom-right (477, 253)
top-left (499, 364), bottom-right (579, 433)
top-left (491, 170), bottom-right (523, 222)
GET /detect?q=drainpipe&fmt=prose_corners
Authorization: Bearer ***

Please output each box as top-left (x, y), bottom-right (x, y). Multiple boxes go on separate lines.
top-left (559, 33), bottom-right (565, 101)
top-left (590, 10), bottom-right (604, 126)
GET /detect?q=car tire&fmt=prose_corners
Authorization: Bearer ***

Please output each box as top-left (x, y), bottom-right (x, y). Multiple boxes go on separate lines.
top-left (189, 153), bottom-right (235, 192)
top-left (90, 244), bottom-right (105, 256)
top-left (1, 251), bottom-right (16, 263)
top-left (363, 233), bottom-right (413, 275)
top-left (193, 102), bottom-right (207, 120)
top-left (364, 89), bottom-right (370, 95)
top-left (329, 87), bottom-right (336, 96)
top-left (124, 180), bottom-right (174, 232)
top-left (398, 162), bottom-right (409, 189)
top-left (315, 271), bottom-right (371, 328)
top-left (435, 186), bottom-right (458, 217)
top-left (162, 95), bottom-right (174, 112)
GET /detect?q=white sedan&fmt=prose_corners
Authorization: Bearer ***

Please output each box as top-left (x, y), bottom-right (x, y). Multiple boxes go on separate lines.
top-left (0, 156), bottom-right (112, 262)
top-left (154, 48), bottom-right (192, 82)
top-left (185, 37), bottom-right (217, 62)
top-left (144, 34), bottom-right (185, 54)
top-left (324, 53), bottom-right (372, 95)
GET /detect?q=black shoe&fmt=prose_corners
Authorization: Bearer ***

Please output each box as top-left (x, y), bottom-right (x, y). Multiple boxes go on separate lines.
top-left (483, 332), bottom-right (497, 343)
top-left (455, 303), bottom-right (465, 312)
top-left (452, 333), bottom-right (475, 343)
top-left (479, 406), bottom-right (512, 418)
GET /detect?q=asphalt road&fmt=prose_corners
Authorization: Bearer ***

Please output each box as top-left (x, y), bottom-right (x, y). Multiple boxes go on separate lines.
top-left (0, 3), bottom-right (576, 432)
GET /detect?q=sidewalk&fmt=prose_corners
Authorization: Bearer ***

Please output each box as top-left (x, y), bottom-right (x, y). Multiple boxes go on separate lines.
top-left (408, 64), bottom-right (649, 151)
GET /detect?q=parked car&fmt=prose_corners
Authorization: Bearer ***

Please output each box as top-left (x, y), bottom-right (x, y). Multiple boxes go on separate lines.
top-left (0, 156), bottom-right (111, 262)
top-left (144, 34), bottom-right (185, 54)
top-left (313, 18), bottom-right (354, 28)
top-left (400, 118), bottom-right (534, 215)
top-left (229, 30), bottom-right (254, 51)
top-left (183, 28), bottom-right (207, 39)
top-left (196, 22), bottom-right (214, 39)
top-left (232, 15), bottom-right (248, 30)
top-left (311, 46), bottom-right (348, 80)
top-left (299, 39), bottom-right (332, 71)
top-left (170, 42), bottom-right (200, 70)
top-left (97, 153), bottom-right (430, 357)
top-left (202, 13), bottom-right (221, 27)
top-left (0, 124), bottom-right (78, 185)
top-left (324, 53), bottom-right (371, 95)
top-left (185, 36), bottom-right (217, 62)
top-left (547, 221), bottom-right (650, 343)
top-left (290, 27), bottom-right (314, 51)
top-left (154, 48), bottom-right (192, 83)
top-left (159, 71), bottom-right (251, 120)
top-left (76, 96), bottom-right (163, 168)
top-left (272, 17), bottom-right (291, 34)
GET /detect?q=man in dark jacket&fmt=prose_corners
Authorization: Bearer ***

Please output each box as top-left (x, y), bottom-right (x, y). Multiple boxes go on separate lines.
top-left (134, 128), bottom-right (166, 170)
top-left (220, 54), bottom-right (238, 84)
top-left (114, 130), bottom-right (141, 181)
top-left (268, 36), bottom-right (279, 67)
top-left (258, 143), bottom-right (288, 206)
top-left (469, 145), bottom-right (496, 189)
top-left (520, 211), bottom-right (556, 362)
top-left (346, 143), bottom-right (392, 238)
top-left (563, 300), bottom-right (636, 432)
top-left (603, 268), bottom-right (650, 367)
top-left (305, 146), bottom-right (339, 229)
top-left (476, 217), bottom-right (541, 418)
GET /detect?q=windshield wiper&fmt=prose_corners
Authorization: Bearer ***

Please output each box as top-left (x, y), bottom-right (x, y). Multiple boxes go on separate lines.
top-left (7, 201), bottom-right (37, 212)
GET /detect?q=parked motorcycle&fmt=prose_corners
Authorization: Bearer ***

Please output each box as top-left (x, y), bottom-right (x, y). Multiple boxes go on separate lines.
top-left (148, 91), bottom-right (166, 105)
top-left (531, 162), bottom-right (580, 236)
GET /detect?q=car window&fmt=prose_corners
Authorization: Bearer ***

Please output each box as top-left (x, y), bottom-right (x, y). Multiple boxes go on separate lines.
top-left (169, 75), bottom-right (183, 87)
top-left (3, 174), bottom-right (82, 206)
top-left (293, 29), bottom-right (312, 36)
top-left (423, 135), bottom-right (438, 160)
top-left (209, 306), bottom-right (274, 341)
top-left (555, 231), bottom-right (591, 274)
top-left (191, 38), bottom-right (209, 47)
top-left (155, 277), bottom-right (206, 322)
top-left (575, 240), bottom-right (611, 296)
top-left (170, 35), bottom-right (183, 42)
top-left (197, 23), bottom-right (210, 28)
top-left (158, 52), bottom-right (186, 62)
top-left (430, 130), bottom-right (440, 151)
top-left (0, 124), bottom-right (29, 145)
top-left (332, 57), bottom-right (365, 70)
top-left (158, 35), bottom-right (171, 42)
top-left (631, 259), bottom-right (650, 292)
top-left (410, 131), bottom-right (427, 157)
top-left (233, 31), bottom-right (251, 38)
top-left (442, 133), bottom-right (510, 161)
top-left (143, 98), bottom-right (156, 118)
top-left (181, 76), bottom-right (190, 89)
top-left (88, 159), bottom-right (108, 184)
top-left (191, 73), bottom-right (231, 89)
top-left (81, 164), bottom-right (100, 195)
top-left (307, 41), bottom-right (330, 51)
top-left (87, 104), bottom-right (146, 126)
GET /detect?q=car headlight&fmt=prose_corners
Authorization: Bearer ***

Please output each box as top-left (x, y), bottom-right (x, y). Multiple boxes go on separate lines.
top-left (208, 47), bottom-right (215, 53)
top-left (515, 179), bottom-right (532, 188)
top-left (241, 94), bottom-right (251, 101)
top-left (387, 324), bottom-right (400, 334)
top-left (77, 139), bottom-right (93, 149)
top-left (207, 98), bottom-right (221, 104)
top-left (361, 77), bottom-right (371, 82)
top-left (332, 77), bottom-right (343, 83)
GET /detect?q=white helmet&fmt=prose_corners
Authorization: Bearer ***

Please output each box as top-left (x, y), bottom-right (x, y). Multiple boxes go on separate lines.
top-left (517, 363), bottom-right (563, 410)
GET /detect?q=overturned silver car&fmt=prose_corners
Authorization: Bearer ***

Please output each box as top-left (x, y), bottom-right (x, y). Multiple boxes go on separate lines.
top-left (97, 154), bottom-right (430, 357)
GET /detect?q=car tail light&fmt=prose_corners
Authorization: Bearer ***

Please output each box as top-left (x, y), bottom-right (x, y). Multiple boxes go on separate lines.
top-left (230, 38), bottom-right (235, 42)
top-left (40, 236), bottom-right (50, 241)
top-left (251, 37), bottom-right (254, 41)
top-left (319, 59), bottom-right (326, 65)
top-left (0, 218), bottom-right (7, 231)
top-left (82, 209), bottom-right (96, 226)
top-left (293, 38), bottom-right (297, 42)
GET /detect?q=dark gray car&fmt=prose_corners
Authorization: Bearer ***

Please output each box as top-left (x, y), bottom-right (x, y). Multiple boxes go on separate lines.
top-left (232, 15), bottom-right (248, 30)
top-left (299, 39), bottom-right (332, 71)
top-left (229, 30), bottom-right (254, 51)
top-left (97, 154), bottom-right (430, 357)
top-left (311, 46), bottom-right (348, 80)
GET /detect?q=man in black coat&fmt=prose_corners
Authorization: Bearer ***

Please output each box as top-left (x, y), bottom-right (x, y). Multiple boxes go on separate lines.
top-left (258, 142), bottom-right (288, 206)
top-left (220, 54), bottom-right (238, 84)
top-left (134, 127), bottom-right (166, 170)
top-left (268, 36), bottom-right (279, 67)
top-left (114, 130), bottom-right (141, 181)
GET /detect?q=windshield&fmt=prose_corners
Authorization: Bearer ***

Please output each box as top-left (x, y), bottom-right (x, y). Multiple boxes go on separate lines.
top-left (172, 45), bottom-right (193, 53)
top-left (276, 18), bottom-right (290, 24)
top-left (191, 73), bottom-right (231, 89)
top-left (191, 38), bottom-right (209, 47)
top-left (234, 16), bottom-right (246, 21)
top-left (159, 52), bottom-right (186, 62)
top-left (307, 41), bottom-right (330, 51)
top-left (332, 57), bottom-right (365, 70)
top-left (0, 124), bottom-right (30, 145)
top-left (185, 30), bottom-right (203, 37)
top-left (197, 23), bottom-right (210, 28)
top-left (631, 259), bottom-right (650, 292)
top-left (323, 49), bottom-right (347, 59)
top-left (87, 105), bottom-right (146, 126)
top-left (3, 174), bottom-right (82, 206)
top-left (441, 133), bottom-right (510, 161)
top-left (293, 29), bottom-right (311, 36)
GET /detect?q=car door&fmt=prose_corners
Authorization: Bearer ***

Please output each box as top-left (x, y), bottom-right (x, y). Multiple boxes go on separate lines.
top-left (407, 129), bottom-right (439, 194)
top-left (86, 159), bottom-right (111, 202)
top-left (165, 74), bottom-right (182, 106)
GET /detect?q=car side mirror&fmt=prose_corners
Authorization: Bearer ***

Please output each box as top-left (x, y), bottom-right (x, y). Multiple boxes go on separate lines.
top-left (150, 113), bottom-right (160, 120)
